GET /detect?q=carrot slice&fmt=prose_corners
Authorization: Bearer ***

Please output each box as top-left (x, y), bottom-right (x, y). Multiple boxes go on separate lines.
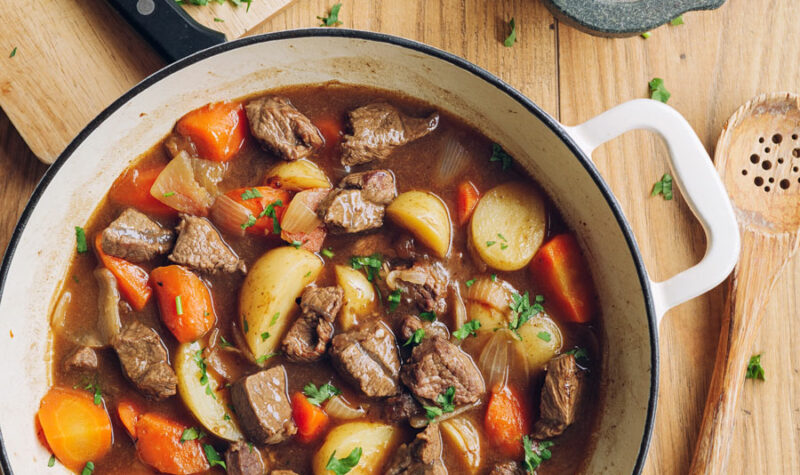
top-left (457, 180), bottom-right (480, 226)
top-left (108, 166), bottom-right (177, 216)
top-left (94, 234), bottom-right (152, 311)
top-left (117, 400), bottom-right (141, 440)
top-left (224, 186), bottom-right (290, 236)
top-left (150, 265), bottom-right (216, 343)
top-left (135, 412), bottom-right (209, 474)
top-left (529, 234), bottom-right (597, 323)
top-left (484, 383), bottom-right (530, 458)
top-left (313, 115), bottom-right (343, 155)
top-left (175, 101), bottom-right (247, 162)
top-left (37, 387), bottom-right (113, 471)
top-left (291, 392), bottom-right (329, 443)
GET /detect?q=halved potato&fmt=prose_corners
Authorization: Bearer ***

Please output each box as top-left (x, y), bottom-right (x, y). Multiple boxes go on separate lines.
top-left (465, 301), bottom-right (509, 331)
top-left (239, 247), bottom-right (323, 362)
top-left (386, 191), bottom-right (451, 258)
top-left (515, 315), bottom-right (563, 371)
top-left (312, 422), bottom-right (397, 475)
top-left (175, 341), bottom-right (243, 441)
top-left (440, 417), bottom-right (481, 473)
top-left (470, 182), bottom-right (546, 271)
top-left (335, 265), bottom-right (376, 330)
top-left (264, 159), bottom-right (332, 191)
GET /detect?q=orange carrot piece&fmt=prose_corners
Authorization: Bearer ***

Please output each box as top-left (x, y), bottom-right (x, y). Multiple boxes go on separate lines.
top-left (313, 115), bottom-right (344, 154)
top-left (108, 166), bottom-right (177, 217)
top-left (150, 265), bottom-right (216, 343)
top-left (175, 101), bottom-right (247, 162)
top-left (135, 412), bottom-right (209, 475)
top-left (117, 400), bottom-right (141, 440)
top-left (291, 392), bottom-right (329, 443)
top-left (484, 383), bottom-right (530, 459)
top-left (94, 234), bottom-right (152, 311)
top-left (224, 186), bottom-right (290, 236)
top-left (529, 234), bottom-right (597, 323)
top-left (37, 387), bottom-right (113, 471)
top-left (457, 181), bottom-right (480, 226)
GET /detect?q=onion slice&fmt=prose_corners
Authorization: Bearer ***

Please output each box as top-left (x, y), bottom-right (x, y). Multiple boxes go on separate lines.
top-left (465, 277), bottom-right (512, 311)
top-left (324, 395), bottom-right (366, 420)
top-left (450, 283), bottom-right (468, 330)
top-left (210, 194), bottom-right (250, 237)
top-left (478, 328), bottom-right (529, 389)
top-left (281, 189), bottom-right (326, 234)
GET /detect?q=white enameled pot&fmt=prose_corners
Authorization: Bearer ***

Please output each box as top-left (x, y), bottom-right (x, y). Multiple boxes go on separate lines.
top-left (0, 30), bottom-right (739, 474)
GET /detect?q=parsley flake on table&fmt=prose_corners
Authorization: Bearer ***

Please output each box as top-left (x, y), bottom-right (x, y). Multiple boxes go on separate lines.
top-left (180, 426), bottom-right (205, 443)
top-left (303, 382), bottom-right (342, 406)
top-left (651, 173), bottom-right (674, 200)
top-left (490, 143), bottom-right (513, 171)
top-left (203, 444), bottom-right (226, 470)
top-left (523, 436), bottom-right (554, 471)
top-left (504, 18), bottom-right (517, 47)
top-left (318, 3), bottom-right (343, 27)
top-left (75, 226), bottom-right (88, 254)
top-left (649, 77), bottom-right (671, 103)
top-left (9, 47), bottom-right (17, 58)
top-left (388, 288), bottom-right (403, 311)
top-left (453, 319), bottom-right (481, 340)
top-left (47, 454), bottom-right (56, 467)
top-left (404, 328), bottom-right (425, 347)
top-left (641, 32), bottom-right (652, 39)
top-left (746, 354), bottom-right (765, 380)
top-left (325, 447), bottom-right (362, 475)
top-left (241, 188), bottom-right (262, 200)
top-left (670, 15), bottom-right (685, 26)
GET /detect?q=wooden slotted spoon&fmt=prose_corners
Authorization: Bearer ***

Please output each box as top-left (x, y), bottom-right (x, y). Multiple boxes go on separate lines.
top-left (690, 92), bottom-right (800, 474)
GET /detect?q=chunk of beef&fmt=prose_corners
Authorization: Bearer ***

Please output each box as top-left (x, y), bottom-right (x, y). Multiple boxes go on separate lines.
top-left (169, 215), bottom-right (246, 274)
top-left (383, 392), bottom-right (423, 424)
top-left (341, 103), bottom-right (439, 166)
top-left (329, 320), bottom-right (401, 397)
top-left (101, 208), bottom-right (173, 263)
top-left (401, 336), bottom-right (485, 406)
top-left (63, 346), bottom-right (98, 373)
top-left (388, 262), bottom-right (448, 314)
top-left (245, 96), bottom-right (324, 161)
top-left (384, 423), bottom-right (446, 475)
top-left (281, 286), bottom-right (343, 362)
top-left (399, 315), bottom-right (449, 342)
top-left (231, 366), bottom-right (296, 445)
top-left (488, 461), bottom-right (525, 475)
top-left (112, 321), bottom-right (177, 400)
top-left (226, 440), bottom-right (265, 475)
top-left (271, 471), bottom-right (299, 475)
top-left (532, 354), bottom-right (582, 439)
top-left (319, 170), bottom-right (397, 234)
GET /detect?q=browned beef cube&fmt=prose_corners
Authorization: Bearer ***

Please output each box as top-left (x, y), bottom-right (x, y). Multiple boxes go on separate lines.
top-left (281, 286), bottom-right (343, 363)
top-left (101, 208), bottom-right (173, 263)
top-left (384, 423), bottom-right (446, 475)
top-left (271, 471), bottom-right (299, 475)
top-left (63, 346), bottom-right (98, 373)
top-left (318, 170), bottom-right (397, 234)
top-left (401, 336), bottom-right (485, 406)
top-left (329, 320), bottom-right (401, 397)
top-left (112, 321), bottom-right (177, 400)
top-left (398, 315), bottom-right (449, 342)
top-left (231, 366), bottom-right (296, 445)
top-left (383, 391), bottom-right (423, 425)
top-left (532, 354), bottom-right (582, 438)
top-left (225, 440), bottom-right (265, 475)
top-left (169, 215), bottom-right (246, 274)
top-left (341, 103), bottom-right (439, 166)
top-left (245, 96), bottom-right (324, 161)
top-left (489, 461), bottom-right (526, 475)
top-left (388, 262), bottom-right (449, 314)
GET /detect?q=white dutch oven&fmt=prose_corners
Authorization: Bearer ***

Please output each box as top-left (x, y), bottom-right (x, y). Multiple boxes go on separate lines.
top-left (0, 30), bottom-right (739, 474)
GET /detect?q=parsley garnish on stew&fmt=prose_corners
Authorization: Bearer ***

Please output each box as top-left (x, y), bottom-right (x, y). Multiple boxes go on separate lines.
top-left (504, 18), bottom-right (517, 47)
top-left (388, 288), bottom-right (403, 311)
top-left (565, 347), bottom-right (590, 365)
top-left (423, 386), bottom-right (456, 420)
top-left (490, 143), bottom-right (513, 171)
top-left (746, 354), bottom-right (765, 380)
top-left (180, 426), bottom-right (205, 443)
top-left (350, 253), bottom-right (383, 282)
top-left (260, 331), bottom-right (270, 341)
top-left (322, 248), bottom-right (335, 258)
top-left (651, 173), bottom-right (673, 200)
top-left (241, 214), bottom-right (257, 230)
top-left (83, 381), bottom-right (102, 406)
top-left (202, 444), bottom-right (226, 470)
top-left (419, 311), bottom-right (436, 321)
top-left (162, 191), bottom-right (176, 197)
top-left (241, 188), bottom-right (262, 200)
top-left (81, 461), bottom-right (95, 475)
top-left (256, 352), bottom-right (278, 364)
top-left (270, 312), bottom-right (281, 326)
top-left (403, 328), bottom-right (425, 347)
top-left (175, 295), bottom-right (184, 316)
top-left (537, 331), bottom-right (551, 342)
top-left (303, 382), bottom-right (342, 406)
top-left (649, 78), bottom-right (671, 103)
top-left (508, 292), bottom-right (545, 338)
top-left (291, 240), bottom-right (303, 249)
top-left (325, 447), bottom-right (362, 475)
top-left (453, 319), bottom-right (481, 340)
top-left (258, 199), bottom-right (283, 234)
top-left (465, 278), bottom-right (476, 287)
top-left (75, 227), bottom-right (88, 254)
top-left (522, 436), bottom-right (553, 471)
top-left (318, 3), bottom-right (343, 27)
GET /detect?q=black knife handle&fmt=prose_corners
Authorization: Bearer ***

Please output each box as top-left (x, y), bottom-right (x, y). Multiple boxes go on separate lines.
top-left (106, 0), bottom-right (227, 62)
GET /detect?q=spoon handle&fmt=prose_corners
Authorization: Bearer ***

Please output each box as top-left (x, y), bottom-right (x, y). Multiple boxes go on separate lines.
top-left (689, 231), bottom-right (795, 474)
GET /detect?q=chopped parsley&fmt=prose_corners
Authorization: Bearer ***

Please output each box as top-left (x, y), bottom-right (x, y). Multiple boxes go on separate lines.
top-left (261, 332), bottom-right (270, 341)
top-left (48, 454), bottom-right (56, 467)
top-left (403, 328), bottom-right (425, 347)
top-left (270, 312), bottom-right (280, 326)
top-left (193, 349), bottom-right (215, 399)
top-left (504, 18), bottom-right (517, 47)
top-left (490, 143), bottom-right (513, 171)
top-left (486, 241), bottom-right (496, 247)
top-left (325, 447), bottom-right (362, 475)
top-left (175, 295), bottom-right (183, 316)
top-left (746, 354), bottom-right (765, 380)
top-left (523, 436), bottom-right (553, 471)
top-left (241, 214), bottom-right (257, 230)
top-left (318, 3), bottom-right (343, 27)
top-left (465, 278), bottom-right (476, 287)
top-left (537, 331), bottom-right (551, 342)
top-left (649, 77), bottom-right (671, 103)
top-left (388, 289), bottom-right (403, 311)
top-left (243, 317), bottom-right (249, 333)
top-left (258, 199), bottom-right (283, 234)
top-left (183, 0), bottom-right (247, 6)
top-left (304, 271), bottom-right (312, 277)
top-left (75, 227), bottom-right (88, 254)
top-left (223, 413), bottom-right (231, 421)
top-left (419, 311), bottom-right (436, 322)
top-left (162, 191), bottom-right (176, 197)
top-left (203, 444), bottom-right (226, 470)
top-left (214, 17), bottom-right (224, 22)
top-left (256, 352), bottom-right (278, 364)
top-left (291, 240), bottom-right (303, 249)
top-left (498, 234), bottom-right (509, 250)
top-left (322, 248), bottom-right (335, 258)
top-left (83, 381), bottom-right (102, 406)
top-left (508, 292), bottom-right (545, 338)
top-left (241, 188), bottom-right (262, 200)
top-left (81, 461), bottom-right (95, 475)
top-left (453, 319), bottom-right (481, 340)
top-left (641, 31), bottom-right (652, 39)
top-left (565, 347), bottom-right (590, 365)
top-left (423, 386), bottom-right (456, 420)
top-left (651, 173), bottom-right (673, 200)
top-left (491, 274), bottom-right (497, 282)
top-left (180, 427), bottom-right (205, 443)
top-left (350, 253), bottom-right (383, 281)
top-left (670, 15), bottom-right (684, 25)
top-left (9, 47), bottom-right (17, 58)
top-left (303, 382), bottom-right (342, 406)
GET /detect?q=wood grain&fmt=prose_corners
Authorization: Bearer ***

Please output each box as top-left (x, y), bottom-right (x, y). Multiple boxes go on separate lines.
top-left (1, 0), bottom-right (799, 473)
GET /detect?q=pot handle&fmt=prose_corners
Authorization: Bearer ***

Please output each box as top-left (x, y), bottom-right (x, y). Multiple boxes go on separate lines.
top-left (564, 99), bottom-right (740, 324)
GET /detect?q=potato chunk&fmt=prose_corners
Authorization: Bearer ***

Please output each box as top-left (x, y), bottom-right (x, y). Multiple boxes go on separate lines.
top-left (470, 182), bottom-right (546, 271)
top-left (515, 315), bottom-right (563, 371)
top-left (386, 191), bottom-right (451, 258)
top-left (264, 159), bottom-right (332, 190)
top-left (335, 265), bottom-right (377, 330)
top-left (312, 422), bottom-right (397, 475)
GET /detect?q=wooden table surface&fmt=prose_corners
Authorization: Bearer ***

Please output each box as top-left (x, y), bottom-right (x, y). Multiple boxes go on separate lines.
top-left (2, 0), bottom-right (799, 473)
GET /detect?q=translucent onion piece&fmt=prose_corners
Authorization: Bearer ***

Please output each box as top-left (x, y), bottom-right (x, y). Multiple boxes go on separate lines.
top-left (210, 195), bottom-right (250, 237)
top-left (51, 290), bottom-right (104, 348)
top-left (437, 135), bottom-right (469, 183)
top-left (191, 158), bottom-right (227, 196)
top-left (478, 328), bottom-right (514, 389)
top-left (465, 277), bottom-right (511, 311)
top-left (150, 151), bottom-right (213, 216)
top-left (386, 268), bottom-right (428, 290)
top-left (409, 401), bottom-right (481, 429)
top-left (440, 417), bottom-right (481, 472)
top-left (281, 190), bottom-right (324, 234)
top-left (324, 396), bottom-right (366, 420)
top-left (451, 283), bottom-right (467, 330)
top-left (94, 268), bottom-right (121, 345)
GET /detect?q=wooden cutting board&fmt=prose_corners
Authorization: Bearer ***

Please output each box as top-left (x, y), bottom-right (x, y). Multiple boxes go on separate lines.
top-left (0, 0), bottom-right (294, 164)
